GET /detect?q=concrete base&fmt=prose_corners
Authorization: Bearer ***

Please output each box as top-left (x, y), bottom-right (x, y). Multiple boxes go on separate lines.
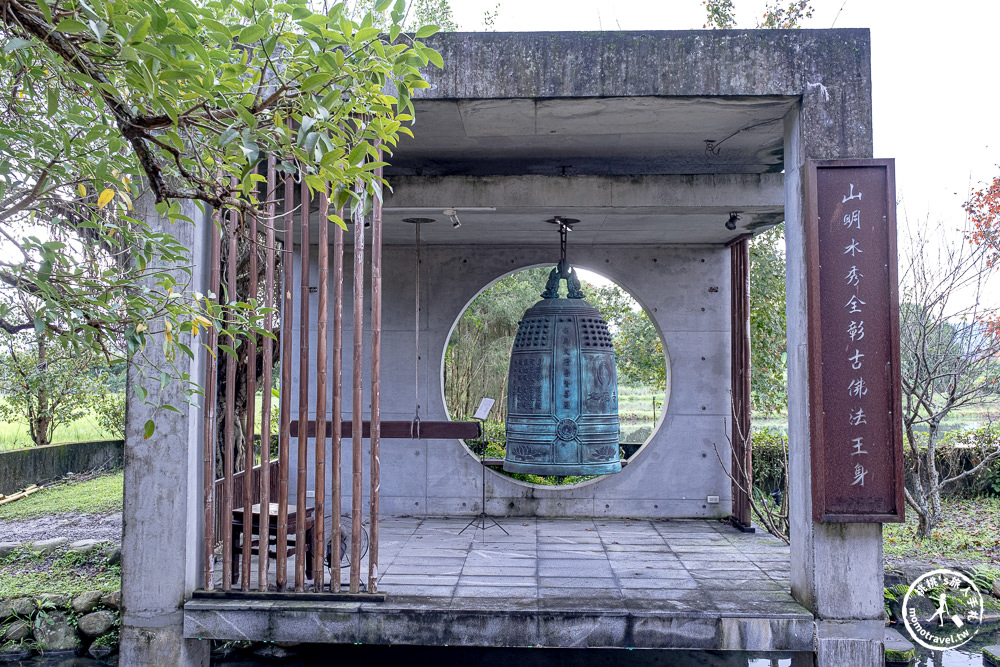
top-left (186, 518), bottom-right (813, 652)
top-left (814, 620), bottom-right (884, 667)
top-left (120, 619), bottom-right (209, 666)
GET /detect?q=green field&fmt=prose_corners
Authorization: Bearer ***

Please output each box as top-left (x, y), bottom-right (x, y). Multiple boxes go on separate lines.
top-left (0, 408), bottom-right (116, 452)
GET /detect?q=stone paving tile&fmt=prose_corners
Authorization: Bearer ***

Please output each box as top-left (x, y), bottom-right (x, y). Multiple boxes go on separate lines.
top-left (378, 573), bottom-right (461, 585)
top-left (458, 576), bottom-right (537, 586)
top-left (680, 559), bottom-right (763, 571)
top-left (381, 584), bottom-right (456, 597)
top-left (616, 576), bottom-right (699, 590)
top-left (461, 566), bottom-right (537, 576)
top-left (452, 586), bottom-right (538, 599)
top-left (538, 587), bottom-right (624, 598)
top-left (385, 563), bottom-right (464, 575)
top-left (538, 576), bottom-right (619, 588)
top-left (612, 567), bottom-right (694, 580)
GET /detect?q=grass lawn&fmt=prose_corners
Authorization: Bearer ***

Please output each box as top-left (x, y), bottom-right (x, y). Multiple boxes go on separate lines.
top-left (0, 544), bottom-right (121, 599)
top-left (884, 496), bottom-right (1000, 565)
top-left (0, 471), bottom-right (124, 599)
top-left (0, 470), bottom-right (123, 520)
top-left (0, 408), bottom-right (117, 452)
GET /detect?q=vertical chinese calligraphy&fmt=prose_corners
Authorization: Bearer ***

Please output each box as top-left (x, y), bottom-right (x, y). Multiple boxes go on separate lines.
top-left (807, 160), bottom-right (904, 522)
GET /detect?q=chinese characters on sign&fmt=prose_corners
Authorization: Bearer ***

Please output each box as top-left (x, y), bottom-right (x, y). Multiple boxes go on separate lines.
top-left (807, 160), bottom-right (904, 522)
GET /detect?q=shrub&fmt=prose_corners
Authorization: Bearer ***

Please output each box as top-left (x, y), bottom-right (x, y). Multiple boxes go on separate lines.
top-left (751, 428), bottom-right (787, 496)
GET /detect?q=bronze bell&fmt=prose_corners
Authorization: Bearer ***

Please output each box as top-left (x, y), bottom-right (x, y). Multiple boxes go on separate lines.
top-left (503, 258), bottom-right (621, 477)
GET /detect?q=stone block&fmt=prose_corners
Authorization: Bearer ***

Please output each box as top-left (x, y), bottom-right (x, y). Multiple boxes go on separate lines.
top-left (0, 642), bottom-right (32, 662)
top-left (0, 542), bottom-right (19, 558)
top-left (77, 610), bottom-right (116, 637)
top-left (32, 611), bottom-right (79, 653)
top-left (984, 645), bottom-right (1000, 667)
top-left (29, 537), bottom-right (68, 555)
top-left (68, 539), bottom-right (103, 555)
top-left (2, 619), bottom-right (31, 642)
top-left (883, 628), bottom-right (915, 665)
top-left (72, 590), bottom-right (104, 614)
top-left (2, 598), bottom-right (35, 618)
top-left (100, 590), bottom-right (121, 610)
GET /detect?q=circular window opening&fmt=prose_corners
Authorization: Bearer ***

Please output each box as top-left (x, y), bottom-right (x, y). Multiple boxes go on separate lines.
top-left (443, 266), bottom-right (669, 487)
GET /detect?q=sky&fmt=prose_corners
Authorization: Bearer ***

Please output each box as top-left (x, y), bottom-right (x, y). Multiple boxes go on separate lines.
top-left (443, 0), bottom-right (1000, 232)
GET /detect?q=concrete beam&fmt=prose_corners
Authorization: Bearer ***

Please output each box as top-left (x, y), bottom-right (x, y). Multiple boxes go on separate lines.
top-left (184, 599), bottom-right (814, 651)
top-left (385, 174), bottom-right (784, 210)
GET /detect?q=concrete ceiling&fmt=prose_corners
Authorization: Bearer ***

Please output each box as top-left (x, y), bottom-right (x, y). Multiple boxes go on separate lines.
top-left (371, 95), bottom-right (792, 246)
top-left (387, 97), bottom-right (795, 177)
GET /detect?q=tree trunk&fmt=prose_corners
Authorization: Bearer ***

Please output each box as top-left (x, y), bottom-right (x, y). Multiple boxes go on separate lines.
top-left (31, 336), bottom-right (51, 447)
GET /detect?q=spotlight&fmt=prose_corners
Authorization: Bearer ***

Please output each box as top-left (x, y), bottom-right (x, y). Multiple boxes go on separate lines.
top-left (725, 211), bottom-right (741, 231)
top-left (444, 208), bottom-right (461, 228)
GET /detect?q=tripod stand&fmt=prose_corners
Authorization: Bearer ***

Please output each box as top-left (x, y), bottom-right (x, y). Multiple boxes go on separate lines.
top-left (460, 425), bottom-right (507, 539)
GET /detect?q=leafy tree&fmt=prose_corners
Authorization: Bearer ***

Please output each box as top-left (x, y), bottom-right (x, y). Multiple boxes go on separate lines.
top-left (900, 218), bottom-right (1000, 537)
top-left (587, 285), bottom-right (666, 390)
top-left (966, 174), bottom-right (1000, 270)
top-left (703, 0), bottom-right (813, 29)
top-left (748, 224), bottom-right (786, 415)
top-left (445, 268), bottom-right (548, 422)
top-left (0, 0), bottom-right (440, 426)
top-left (0, 331), bottom-right (106, 447)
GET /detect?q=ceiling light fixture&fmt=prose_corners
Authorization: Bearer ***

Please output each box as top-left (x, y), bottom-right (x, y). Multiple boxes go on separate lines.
top-left (443, 208), bottom-right (461, 228)
top-left (725, 212), bottom-right (741, 231)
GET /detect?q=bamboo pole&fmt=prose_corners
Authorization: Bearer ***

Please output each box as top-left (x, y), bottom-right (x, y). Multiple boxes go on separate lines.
top-left (242, 208), bottom-right (258, 591)
top-left (369, 158), bottom-right (382, 593)
top-left (258, 157), bottom-right (276, 591)
top-left (314, 187), bottom-right (329, 591)
top-left (296, 178), bottom-right (310, 591)
top-left (222, 203), bottom-right (238, 591)
top-left (331, 207), bottom-right (344, 592)
top-left (350, 180), bottom-right (364, 593)
top-left (276, 172), bottom-right (294, 592)
top-left (202, 209), bottom-right (221, 590)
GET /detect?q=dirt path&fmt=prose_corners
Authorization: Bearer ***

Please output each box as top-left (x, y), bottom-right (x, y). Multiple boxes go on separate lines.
top-left (0, 512), bottom-right (122, 544)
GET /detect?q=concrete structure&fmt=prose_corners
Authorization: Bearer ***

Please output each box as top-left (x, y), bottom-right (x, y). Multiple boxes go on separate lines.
top-left (122, 30), bottom-right (889, 666)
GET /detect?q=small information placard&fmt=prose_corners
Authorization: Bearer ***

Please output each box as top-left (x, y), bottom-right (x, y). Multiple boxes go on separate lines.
top-left (806, 159), bottom-right (904, 523)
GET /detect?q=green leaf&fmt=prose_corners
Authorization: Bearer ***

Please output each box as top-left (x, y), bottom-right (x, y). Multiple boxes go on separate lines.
top-left (240, 24), bottom-right (266, 44)
top-left (55, 18), bottom-right (90, 33)
top-left (143, 419), bottom-right (155, 439)
top-left (3, 37), bottom-right (34, 53)
top-left (414, 24), bottom-right (439, 38)
top-left (427, 48), bottom-right (443, 69)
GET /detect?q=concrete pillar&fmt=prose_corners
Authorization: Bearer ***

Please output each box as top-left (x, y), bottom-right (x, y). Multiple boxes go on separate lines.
top-left (784, 81), bottom-right (885, 665)
top-left (119, 198), bottom-right (211, 666)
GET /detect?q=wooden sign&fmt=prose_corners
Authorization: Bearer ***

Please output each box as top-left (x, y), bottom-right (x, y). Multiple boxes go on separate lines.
top-left (806, 159), bottom-right (904, 523)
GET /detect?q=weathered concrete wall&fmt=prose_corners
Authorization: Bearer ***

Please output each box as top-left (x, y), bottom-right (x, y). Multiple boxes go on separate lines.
top-left (287, 243), bottom-right (732, 519)
top-left (0, 440), bottom-right (123, 495)
top-left (417, 29), bottom-right (872, 159)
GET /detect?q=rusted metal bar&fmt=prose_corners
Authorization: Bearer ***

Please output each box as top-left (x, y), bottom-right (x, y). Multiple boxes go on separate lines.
top-left (242, 208), bottom-right (258, 591)
top-left (222, 204), bottom-right (238, 591)
top-left (290, 420), bottom-right (480, 440)
top-left (276, 172), bottom-right (294, 592)
top-left (258, 157), bottom-right (277, 591)
top-left (350, 182), bottom-right (364, 593)
top-left (314, 187), bottom-right (329, 591)
top-left (296, 178), bottom-right (310, 591)
top-left (730, 239), bottom-right (752, 529)
top-left (331, 208), bottom-right (344, 593)
top-left (369, 159), bottom-right (382, 593)
top-left (202, 209), bottom-right (222, 590)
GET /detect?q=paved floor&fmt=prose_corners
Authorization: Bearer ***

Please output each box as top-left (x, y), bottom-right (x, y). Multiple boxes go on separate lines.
top-left (189, 517), bottom-right (813, 650)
